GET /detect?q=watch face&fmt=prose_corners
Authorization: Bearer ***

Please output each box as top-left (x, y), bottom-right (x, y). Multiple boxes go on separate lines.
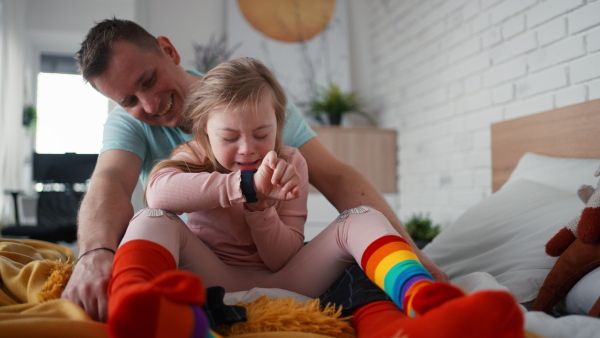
top-left (241, 169), bottom-right (258, 203)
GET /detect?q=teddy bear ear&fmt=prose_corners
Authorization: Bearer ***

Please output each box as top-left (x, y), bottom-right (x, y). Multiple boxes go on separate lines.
top-left (546, 227), bottom-right (577, 256)
top-left (578, 205), bottom-right (600, 244)
top-left (577, 185), bottom-right (595, 203)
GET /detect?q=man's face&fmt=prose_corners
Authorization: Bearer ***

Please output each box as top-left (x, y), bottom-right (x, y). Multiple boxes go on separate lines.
top-left (93, 38), bottom-right (194, 128)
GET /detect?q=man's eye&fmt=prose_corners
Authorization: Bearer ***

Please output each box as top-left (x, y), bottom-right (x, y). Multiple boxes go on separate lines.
top-left (123, 97), bottom-right (138, 107)
top-left (143, 74), bottom-right (155, 89)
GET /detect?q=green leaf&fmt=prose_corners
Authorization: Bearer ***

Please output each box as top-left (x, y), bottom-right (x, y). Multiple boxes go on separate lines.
top-left (306, 83), bottom-right (375, 126)
top-left (404, 212), bottom-right (441, 242)
top-left (22, 105), bottom-right (37, 129)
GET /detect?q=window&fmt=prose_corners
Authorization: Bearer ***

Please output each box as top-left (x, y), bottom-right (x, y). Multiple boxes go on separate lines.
top-left (35, 55), bottom-right (109, 154)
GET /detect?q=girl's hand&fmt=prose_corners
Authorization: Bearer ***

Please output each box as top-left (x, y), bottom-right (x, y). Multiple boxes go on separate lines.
top-left (253, 151), bottom-right (301, 201)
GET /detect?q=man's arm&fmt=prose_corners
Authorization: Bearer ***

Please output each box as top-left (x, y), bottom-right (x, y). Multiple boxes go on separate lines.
top-left (61, 149), bottom-right (142, 322)
top-left (298, 137), bottom-right (449, 282)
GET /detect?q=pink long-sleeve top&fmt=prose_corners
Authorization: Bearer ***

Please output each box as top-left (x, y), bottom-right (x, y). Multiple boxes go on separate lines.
top-left (145, 141), bottom-right (309, 272)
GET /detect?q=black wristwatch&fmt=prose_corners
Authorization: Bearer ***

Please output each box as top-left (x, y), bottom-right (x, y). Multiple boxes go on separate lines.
top-left (240, 170), bottom-right (258, 203)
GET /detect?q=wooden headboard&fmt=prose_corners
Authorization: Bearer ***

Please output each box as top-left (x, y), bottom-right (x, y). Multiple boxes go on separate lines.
top-left (491, 98), bottom-right (600, 192)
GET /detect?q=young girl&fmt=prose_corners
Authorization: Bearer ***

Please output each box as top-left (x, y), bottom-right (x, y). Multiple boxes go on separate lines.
top-left (107, 57), bottom-right (524, 338)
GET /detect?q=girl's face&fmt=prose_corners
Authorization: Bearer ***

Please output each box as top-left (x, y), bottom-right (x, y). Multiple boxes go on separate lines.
top-left (205, 94), bottom-right (278, 172)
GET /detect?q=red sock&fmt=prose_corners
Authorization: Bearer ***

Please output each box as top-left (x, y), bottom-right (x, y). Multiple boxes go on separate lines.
top-left (352, 291), bottom-right (524, 338)
top-left (108, 240), bottom-right (209, 338)
top-left (361, 235), bottom-right (464, 315)
top-left (411, 282), bottom-right (465, 316)
top-left (109, 239), bottom-right (178, 295)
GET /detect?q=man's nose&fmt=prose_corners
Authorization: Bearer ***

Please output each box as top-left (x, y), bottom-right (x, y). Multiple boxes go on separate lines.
top-left (139, 92), bottom-right (160, 114)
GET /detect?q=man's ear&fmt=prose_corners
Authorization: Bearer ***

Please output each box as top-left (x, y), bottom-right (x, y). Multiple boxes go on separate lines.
top-left (157, 36), bottom-right (181, 65)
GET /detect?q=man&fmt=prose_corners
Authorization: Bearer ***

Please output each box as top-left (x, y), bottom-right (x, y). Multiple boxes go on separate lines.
top-left (61, 18), bottom-right (447, 322)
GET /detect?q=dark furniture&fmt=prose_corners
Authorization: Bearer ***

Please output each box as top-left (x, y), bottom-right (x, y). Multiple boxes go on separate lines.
top-left (1, 153), bottom-right (97, 243)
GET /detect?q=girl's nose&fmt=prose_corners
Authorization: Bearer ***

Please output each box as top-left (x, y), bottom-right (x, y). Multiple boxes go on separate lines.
top-left (238, 137), bottom-right (256, 155)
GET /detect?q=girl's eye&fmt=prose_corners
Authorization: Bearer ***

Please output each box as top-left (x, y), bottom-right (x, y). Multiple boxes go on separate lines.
top-left (255, 134), bottom-right (268, 140)
top-left (223, 137), bottom-right (238, 142)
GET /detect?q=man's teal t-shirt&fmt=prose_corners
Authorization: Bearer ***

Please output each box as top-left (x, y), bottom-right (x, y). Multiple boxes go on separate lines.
top-left (101, 70), bottom-right (316, 183)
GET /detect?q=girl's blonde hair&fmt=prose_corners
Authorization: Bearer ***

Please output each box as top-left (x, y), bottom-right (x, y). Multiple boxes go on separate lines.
top-left (145, 57), bottom-right (288, 203)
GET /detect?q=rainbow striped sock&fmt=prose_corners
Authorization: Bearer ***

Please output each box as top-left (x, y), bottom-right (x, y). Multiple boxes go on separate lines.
top-left (360, 235), bottom-right (434, 315)
top-left (207, 329), bottom-right (224, 338)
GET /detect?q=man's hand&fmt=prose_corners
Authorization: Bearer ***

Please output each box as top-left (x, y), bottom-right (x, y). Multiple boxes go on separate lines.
top-left (253, 151), bottom-right (301, 201)
top-left (61, 249), bottom-right (114, 322)
top-left (415, 248), bottom-right (449, 282)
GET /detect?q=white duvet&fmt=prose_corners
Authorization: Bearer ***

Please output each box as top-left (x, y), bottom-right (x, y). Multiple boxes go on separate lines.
top-left (453, 272), bottom-right (600, 338)
top-left (225, 272), bottom-right (600, 338)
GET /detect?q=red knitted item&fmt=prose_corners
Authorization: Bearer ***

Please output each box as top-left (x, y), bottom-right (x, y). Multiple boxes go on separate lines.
top-left (352, 291), bottom-right (524, 338)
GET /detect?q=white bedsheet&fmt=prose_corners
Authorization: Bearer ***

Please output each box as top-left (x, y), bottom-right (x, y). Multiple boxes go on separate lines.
top-left (454, 272), bottom-right (600, 338)
top-left (225, 273), bottom-right (600, 338)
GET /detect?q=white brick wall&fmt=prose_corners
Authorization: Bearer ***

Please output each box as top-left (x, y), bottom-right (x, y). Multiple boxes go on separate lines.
top-left (355, 0), bottom-right (600, 228)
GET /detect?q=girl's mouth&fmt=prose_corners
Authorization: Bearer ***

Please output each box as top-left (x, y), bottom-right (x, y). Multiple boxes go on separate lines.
top-left (236, 159), bottom-right (261, 170)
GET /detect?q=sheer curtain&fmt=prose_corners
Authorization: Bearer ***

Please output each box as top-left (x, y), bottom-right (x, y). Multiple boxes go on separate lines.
top-left (0, 0), bottom-right (26, 225)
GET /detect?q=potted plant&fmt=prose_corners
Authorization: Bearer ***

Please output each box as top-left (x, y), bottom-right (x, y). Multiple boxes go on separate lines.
top-left (22, 105), bottom-right (37, 129)
top-left (306, 83), bottom-right (375, 126)
top-left (404, 213), bottom-right (441, 249)
top-left (193, 33), bottom-right (240, 73)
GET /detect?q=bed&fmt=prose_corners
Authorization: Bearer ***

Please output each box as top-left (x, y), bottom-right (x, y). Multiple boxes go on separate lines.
top-left (423, 98), bottom-right (600, 337)
top-left (2, 99), bottom-right (600, 337)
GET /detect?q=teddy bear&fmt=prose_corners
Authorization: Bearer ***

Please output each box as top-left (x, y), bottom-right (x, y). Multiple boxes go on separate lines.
top-left (531, 164), bottom-right (600, 317)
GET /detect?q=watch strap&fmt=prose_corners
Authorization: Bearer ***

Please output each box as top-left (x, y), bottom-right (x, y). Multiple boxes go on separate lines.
top-left (240, 170), bottom-right (258, 203)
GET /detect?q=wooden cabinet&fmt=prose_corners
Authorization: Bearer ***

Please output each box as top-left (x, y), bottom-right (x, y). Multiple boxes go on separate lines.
top-left (311, 126), bottom-right (398, 193)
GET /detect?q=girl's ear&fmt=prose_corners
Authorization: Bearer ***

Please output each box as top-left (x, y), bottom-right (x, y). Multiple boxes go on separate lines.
top-left (156, 36), bottom-right (181, 65)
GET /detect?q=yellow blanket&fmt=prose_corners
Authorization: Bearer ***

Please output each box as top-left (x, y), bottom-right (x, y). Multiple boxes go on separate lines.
top-left (1, 239), bottom-right (550, 338)
top-left (0, 239), bottom-right (349, 338)
top-left (0, 239), bottom-right (107, 337)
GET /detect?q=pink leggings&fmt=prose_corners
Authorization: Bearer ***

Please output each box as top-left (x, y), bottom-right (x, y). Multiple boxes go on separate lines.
top-left (120, 206), bottom-right (400, 298)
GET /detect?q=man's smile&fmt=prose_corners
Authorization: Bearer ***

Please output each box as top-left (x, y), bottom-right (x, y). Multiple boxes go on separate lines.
top-left (157, 94), bottom-right (173, 117)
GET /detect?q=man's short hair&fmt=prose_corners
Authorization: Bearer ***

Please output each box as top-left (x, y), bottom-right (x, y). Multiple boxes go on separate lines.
top-left (75, 17), bottom-right (160, 86)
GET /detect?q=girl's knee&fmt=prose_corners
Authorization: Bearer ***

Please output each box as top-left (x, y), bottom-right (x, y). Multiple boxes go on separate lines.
top-left (335, 206), bottom-right (386, 223)
top-left (129, 208), bottom-right (184, 225)
top-left (122, 208), bottom-right (187, 249)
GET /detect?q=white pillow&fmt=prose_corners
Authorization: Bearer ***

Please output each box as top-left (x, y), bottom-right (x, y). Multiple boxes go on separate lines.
top-left (423, 179), bottom-right (582, 303)
top-left (503, 153), bottom-right (600, 192)
top-left (562, 263), bottom-right (600, 315)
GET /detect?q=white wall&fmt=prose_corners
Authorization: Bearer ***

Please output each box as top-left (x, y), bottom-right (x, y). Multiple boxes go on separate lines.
top-left (23, 0), bottom-right (227, 107)
top-left (11, 0), bottom-right (600, 230)
top-left (0, 0), bottom-right (28, 224)
top-left (353, 0), bottom-right (600, 228)
top-left (142, 0), bottom-right (226, 71)
top-left (25, 0), bottom-right (136, 72)
top-left (347, 1), bottom-right (376, 126)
